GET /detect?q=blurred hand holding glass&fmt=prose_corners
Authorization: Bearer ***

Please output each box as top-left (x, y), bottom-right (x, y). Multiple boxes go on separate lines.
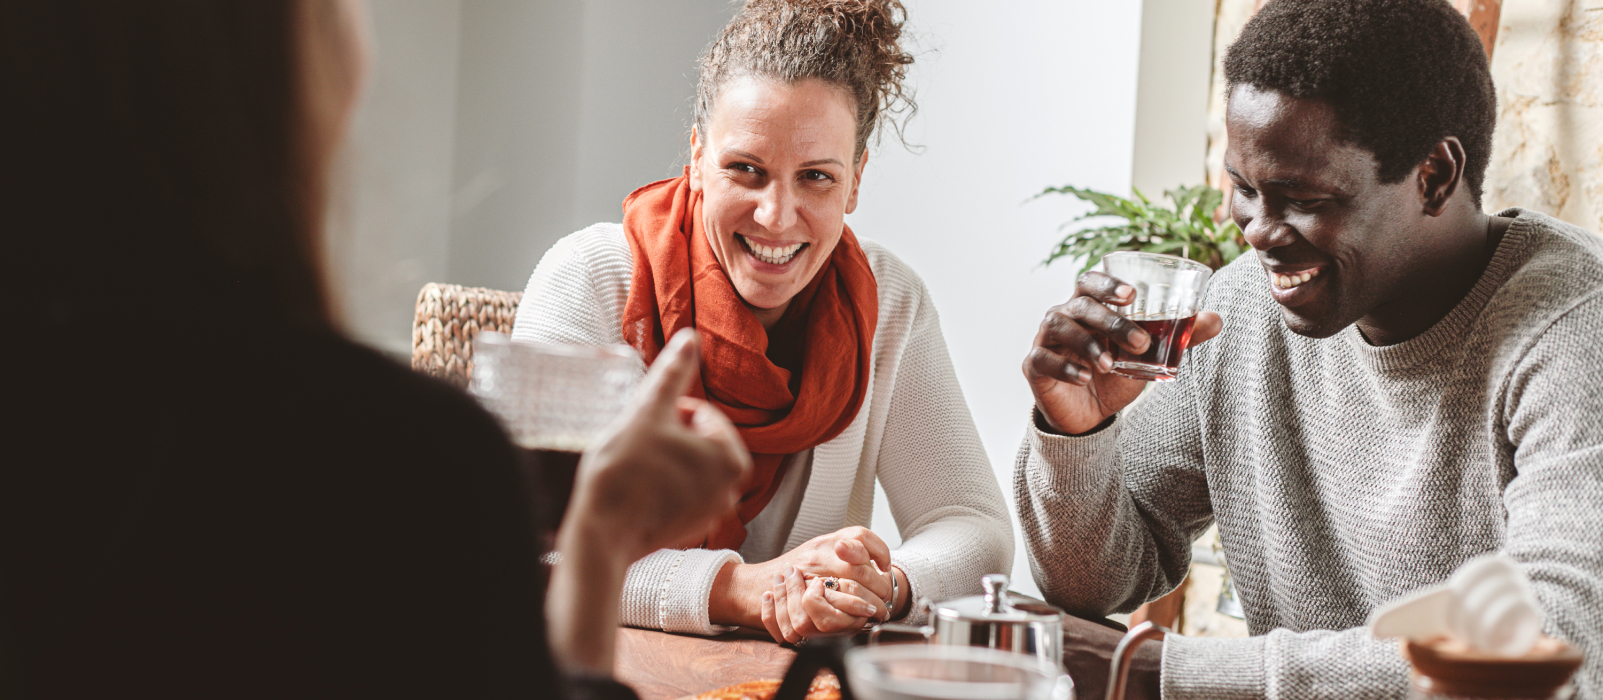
top-left (1100, 252), bottom-right (1212, 382)
top-left (469, 332), bottom-right (639, 540)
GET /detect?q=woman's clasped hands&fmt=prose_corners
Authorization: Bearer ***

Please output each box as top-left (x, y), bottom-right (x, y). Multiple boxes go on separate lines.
top-left (712, 527), bottom-right (908, 644)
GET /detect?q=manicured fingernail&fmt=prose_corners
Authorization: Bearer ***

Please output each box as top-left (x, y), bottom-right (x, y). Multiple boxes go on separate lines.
top-left (1098, 353), bottom-right (1113, 371)
top-left (859, 603), bottom-right (877, 616)
top-left (783, 565), bottom-right (794, 577)
top-left (1116, 284), bottom-right (1135, 299)
top-left (773, 574), bottom-right (785, 586)
top-left (1077, 368), bottom-right (1093, 383)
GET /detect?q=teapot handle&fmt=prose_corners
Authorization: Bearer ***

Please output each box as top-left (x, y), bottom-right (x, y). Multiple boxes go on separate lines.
top-left (867, 597), bottom-right (935, 645)
top-left (1106, 621), bottom-right (1169, 700)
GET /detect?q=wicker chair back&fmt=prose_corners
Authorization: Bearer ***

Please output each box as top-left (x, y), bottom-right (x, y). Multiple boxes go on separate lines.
top-left (411, 283), bottom-right (523, 388)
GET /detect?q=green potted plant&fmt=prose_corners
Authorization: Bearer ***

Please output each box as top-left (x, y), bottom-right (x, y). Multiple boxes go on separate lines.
top-left (1033, 183), bottom-right (1248, 273)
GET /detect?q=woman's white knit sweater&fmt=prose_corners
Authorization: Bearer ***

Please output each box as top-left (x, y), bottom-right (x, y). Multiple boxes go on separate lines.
top-left (512, 224), bottom-right (1014, 634)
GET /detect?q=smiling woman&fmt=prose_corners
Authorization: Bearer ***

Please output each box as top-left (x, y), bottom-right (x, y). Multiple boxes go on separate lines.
top-left (693, 77), bottom-right (863, 325)
top-left (512, 0), bottom-right (1013, 645)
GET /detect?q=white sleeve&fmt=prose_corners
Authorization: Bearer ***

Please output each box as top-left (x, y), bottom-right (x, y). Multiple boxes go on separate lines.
top-left (617, 548), bottom-right (744, 635)
top-left (511, 224), bottom-right (631, 348)
top-left (876, 281), bottom-right (1015, 621)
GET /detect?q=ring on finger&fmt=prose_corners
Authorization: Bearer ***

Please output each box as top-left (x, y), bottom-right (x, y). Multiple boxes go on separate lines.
top-left (822, 577), bottom-right (839, 591)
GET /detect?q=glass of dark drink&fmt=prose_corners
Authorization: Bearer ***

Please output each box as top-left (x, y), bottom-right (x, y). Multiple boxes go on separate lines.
top-left (1100, 251), bottom-right (1212, 382)
top-left (469, 333), bottom-right (639, 544)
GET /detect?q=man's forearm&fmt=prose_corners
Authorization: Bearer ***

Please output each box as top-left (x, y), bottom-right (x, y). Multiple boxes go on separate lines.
top-left (1015, 423), bottom-right (1161, 614)
top-left (1161, 626), bottom-right (1412, 699)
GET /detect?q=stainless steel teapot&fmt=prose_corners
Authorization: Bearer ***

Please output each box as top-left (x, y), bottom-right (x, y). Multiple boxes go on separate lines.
top-left (869, 573), bottom-right (1064, 672)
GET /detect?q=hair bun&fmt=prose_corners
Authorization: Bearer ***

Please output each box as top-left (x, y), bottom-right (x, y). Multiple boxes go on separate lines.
top-left (696, 0), bottom-right (917, 156)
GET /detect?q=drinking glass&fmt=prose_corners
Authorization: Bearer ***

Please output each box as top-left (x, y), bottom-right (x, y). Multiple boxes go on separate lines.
top-left (1100, 252), bottom-right (1213, 382)
top-left (844, 644), bottom-right (1072, 700)
top-left (469, 332), bottom-right (640, 538)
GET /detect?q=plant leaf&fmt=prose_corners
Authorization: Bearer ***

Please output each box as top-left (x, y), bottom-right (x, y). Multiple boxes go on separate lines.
top-left (1031, 182), bottom-right (1245, 272)
top-left (1168, 186), bottom-right (1201, 218)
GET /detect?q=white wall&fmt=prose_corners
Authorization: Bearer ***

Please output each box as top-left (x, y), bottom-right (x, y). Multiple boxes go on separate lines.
top-left (571, 1), bottom-right (734, 227)
top-left (327, 0), bottom-right (462, 356)
top-left (331, 0), bottom-right (729, 357)
top-left (448, 0), bottom-right (732, 294)
top-left (334, 0), bottom-right (1160, 602)
top-left (1129, 0), bottom-right (1215, 196)
top-left (850, 0), bottom-right (1144, 599)
top-left (446, 1), bottom-right (585, 295)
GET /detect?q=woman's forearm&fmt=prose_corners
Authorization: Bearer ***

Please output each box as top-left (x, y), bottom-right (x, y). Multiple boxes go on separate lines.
top-left (890, 565), bottom-right (911, 619)
top-left (709, 560), bottom-right (763, 629)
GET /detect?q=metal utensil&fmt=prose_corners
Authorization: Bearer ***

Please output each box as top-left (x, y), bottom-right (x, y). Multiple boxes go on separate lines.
top-left (869, 573), bottom-right (1065, 673)
top-left (1106, 621), bottom-right (1169, 700)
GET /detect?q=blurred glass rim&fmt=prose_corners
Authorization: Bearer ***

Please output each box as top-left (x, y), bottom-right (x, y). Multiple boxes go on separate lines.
top-left (1101, 250), bottom-right (1213, 275)
top-left (476, 331), bottom-right (640, 362)
top-left (844, 643), bottom-right (1063, 689)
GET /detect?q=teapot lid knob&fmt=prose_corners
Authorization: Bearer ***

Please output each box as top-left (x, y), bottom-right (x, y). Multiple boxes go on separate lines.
top-left (981, 573), bottom-right (1010, 613)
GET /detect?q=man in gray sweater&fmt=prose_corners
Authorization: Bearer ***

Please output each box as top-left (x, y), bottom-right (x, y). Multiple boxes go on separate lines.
top-left (1018, 1), bottom-right (1603, 698)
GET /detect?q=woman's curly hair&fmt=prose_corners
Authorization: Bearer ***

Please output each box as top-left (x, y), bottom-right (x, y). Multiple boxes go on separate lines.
top-left (694, 0), bottom-right (917, 157)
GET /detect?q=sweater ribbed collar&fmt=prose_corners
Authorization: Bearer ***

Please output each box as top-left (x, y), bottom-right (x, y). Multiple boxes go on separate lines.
top-left (1341, 208), bottom-right (1534, 375)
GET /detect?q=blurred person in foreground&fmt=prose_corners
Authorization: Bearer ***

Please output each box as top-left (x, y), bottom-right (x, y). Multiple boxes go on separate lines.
top-left (2, 2), bottom-right (748, 698)
top-left (512, 0), bottom-right (1012, 644)
top-left (1016, 0), bottom-right (1603, 698)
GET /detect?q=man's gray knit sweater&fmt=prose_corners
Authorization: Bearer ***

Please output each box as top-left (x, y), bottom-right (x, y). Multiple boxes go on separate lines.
top-left (1015, 209), bottom-right (1603, 699)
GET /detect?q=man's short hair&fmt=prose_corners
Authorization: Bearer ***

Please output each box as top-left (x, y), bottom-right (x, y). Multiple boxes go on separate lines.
top-left (1224, 0), bottom-right (1497, 203)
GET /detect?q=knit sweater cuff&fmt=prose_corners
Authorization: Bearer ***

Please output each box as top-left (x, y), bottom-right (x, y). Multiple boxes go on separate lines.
top-left (618, 548), bottom-right (742, 635)
top-left (887, 551), bottom-right (932, 626)
top-left (1161, 634), bottom-right (1267, 699)
top-left (1027, 408), bottom-right (1123, 494)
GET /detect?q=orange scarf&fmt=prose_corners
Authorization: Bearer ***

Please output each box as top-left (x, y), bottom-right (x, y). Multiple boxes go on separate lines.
top-left (620, 171), bottom-right (877, 551)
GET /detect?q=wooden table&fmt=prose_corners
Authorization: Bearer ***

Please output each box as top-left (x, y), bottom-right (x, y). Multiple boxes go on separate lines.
top-left (615, 627), bottom-right (797, 700)
top-left (614, 608), bottom-right (1128, 700)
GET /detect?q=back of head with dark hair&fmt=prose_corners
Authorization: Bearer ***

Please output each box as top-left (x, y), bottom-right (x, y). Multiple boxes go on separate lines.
top-left (2, 1), bottom-right (329, 334)
top-left (1, 6), bottom-right (564, 697)
top-left (1224, 0), bottom-right (1497, 202)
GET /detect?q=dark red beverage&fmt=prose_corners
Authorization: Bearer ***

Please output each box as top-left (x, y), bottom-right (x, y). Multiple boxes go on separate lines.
top-left (1111, 314), bottom-right (1198, 382)
top-left (519, 444), bottom-right (584, 540)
